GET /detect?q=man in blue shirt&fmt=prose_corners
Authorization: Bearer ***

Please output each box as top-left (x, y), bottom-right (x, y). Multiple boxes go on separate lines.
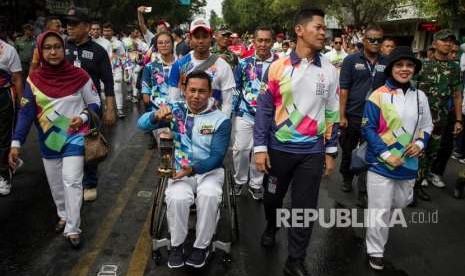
top-left (339, 25), bottom-right (387, 207)
top-left (138, 71), bottom-right (231, 269)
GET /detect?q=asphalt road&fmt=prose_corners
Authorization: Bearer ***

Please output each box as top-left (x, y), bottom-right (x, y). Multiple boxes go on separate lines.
top-left (1, 102), bottom-right (464, 276)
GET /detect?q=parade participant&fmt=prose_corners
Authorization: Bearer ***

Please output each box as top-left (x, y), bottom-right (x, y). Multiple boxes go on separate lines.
top-left (233, 26), bottom-right (278, 200)
top-left (0, 23), bottom-right (23, 196)
top-left (8, 31), bottom-right (101, 248)
top-left (339, 25), bottom-right (387, 207)
top-left (254, 8), bottom-right (339, 276)
top-left (168, 19), bottom-right (236, 118)
top-left (137, 6), bottom-right (170, 44)
top-left (138, 70), bottom-right (231, 269)
top-left (141, 30), bottom-right (175, 149)
top-left (323, 35), bottom-right (347, 72)
top-left (414, 30), bottom-right (463, 202)
top-left (362, 46), bottom-right (433, 270)
top-left (65, 8), bottom-right (116, 202)
top-left (228, 33), bottom-right (246, 57)
top-left (29, 16), bottom-right (64, 74)
top-left (380, 37), bottom-right (396, 56)
top-left (212, 26), bottom-right (238, 68)
top-left (14, 24), bottom-right (35, 74)
top-left (172, 28), bottom-right (190, 58)
top-left (272, 32), bottom-right (285, 53)
top-left (102, 22), bottom-right (128, 118)
top-left (125, 26), bottom-right (149, 103)
top-left (90, 22), bottom-right (112, 58)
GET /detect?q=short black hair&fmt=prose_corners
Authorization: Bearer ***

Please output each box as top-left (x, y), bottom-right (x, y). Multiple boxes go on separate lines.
top-left (102, 22), bottom-right (113, 29)
top-left (185, 70), bottom-right (212, 89)
top-left (91, 21), bottom-right (101, 27)
top-left (382, 37), bottom-right (396, 44)
top-left (254, 26), bottom-right (275, 39)
top-left (282, 41), bottom-right (290, 47)
top-left (22, 23), bottom-right (33, 31)
top-left (333, 35), bottom-right (342, 41)
top-left (293, 8), bottom-right (325, 27)
top-left (365, 24), bottom-right (383, 34)
top-left (451, 39), bottom-right (460, 47)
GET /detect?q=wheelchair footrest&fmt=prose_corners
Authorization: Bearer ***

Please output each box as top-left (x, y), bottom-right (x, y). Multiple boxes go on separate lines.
top-left (152, 238), bottom-right (171, 251)
top-left (212, 240), bottom-right (231, 254)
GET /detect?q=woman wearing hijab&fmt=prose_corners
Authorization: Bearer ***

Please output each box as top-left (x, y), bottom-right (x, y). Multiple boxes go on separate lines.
top-left (8, 31), bottom-right (101, 248)
top-left (362, 46), bottom-right (433, 270)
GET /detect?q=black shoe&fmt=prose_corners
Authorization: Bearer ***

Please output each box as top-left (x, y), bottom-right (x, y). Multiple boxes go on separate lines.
top-left (453, 187), bottom-right (464, 199)
top-left (67, 234), bottom-right (81, 249)
top-left (356, 192), bottom-right (367, 208)
top-left (341, 181), bottom-right (353, 192)
top-left (185, 247), bottom-right (209, 268)
top-left (368, 256), bottom-right (384, 270)
top-left (167, 245), bottom-right (184, 268)
top-left (55, 219), bottom-right (66, 233)
top-left (283, 258), bottom-right (310, 276)
top-left (416, 187), bottom-right (431, 201)
top-left (261, 225), bottom-right (277, 247)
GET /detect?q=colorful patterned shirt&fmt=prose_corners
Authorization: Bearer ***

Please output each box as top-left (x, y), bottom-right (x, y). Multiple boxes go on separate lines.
top-left (362, 81), bottom-right (433, 180)
top-left (253, 51), bottom-right (340, 154)
top-left (141, 56), bottom-right (172, 110)
top-left (12, 79), bottom-right (101, 158)
top-left (234, 53), bottom-right (279, 121)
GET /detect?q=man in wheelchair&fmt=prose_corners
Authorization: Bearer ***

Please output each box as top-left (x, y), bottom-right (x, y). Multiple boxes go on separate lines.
top-left (137, 70), bottom-right (231, 269)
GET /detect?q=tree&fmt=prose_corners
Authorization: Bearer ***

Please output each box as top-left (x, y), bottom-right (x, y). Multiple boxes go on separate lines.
top-left (209, 10), bottom-right (224, 30)
top-left (327, 0), bottom-right (405, 27)
top-left (413, 0), bottom-right (465, 28)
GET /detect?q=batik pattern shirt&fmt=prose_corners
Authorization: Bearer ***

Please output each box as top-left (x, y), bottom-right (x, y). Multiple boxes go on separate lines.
top-left (141, 56), bottom-right (172, 110)
top-left (234, 53), bottom-right (279, 121)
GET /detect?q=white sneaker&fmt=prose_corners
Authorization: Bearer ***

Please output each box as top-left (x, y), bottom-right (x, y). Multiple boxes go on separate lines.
top-left (458, 158), bottom-right (465, 165)
top-left (0, 176), bottom-right (11, 196)
top-left (421, 178), bottom-right (429, 187)
top-left (429, 173), bottom-right (446, 188)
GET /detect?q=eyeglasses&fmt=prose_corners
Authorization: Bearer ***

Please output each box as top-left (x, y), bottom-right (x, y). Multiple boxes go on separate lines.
top-left (42, 44), bottom-right (63, 51)
top-left (365, 37), bottom-right (383, 44)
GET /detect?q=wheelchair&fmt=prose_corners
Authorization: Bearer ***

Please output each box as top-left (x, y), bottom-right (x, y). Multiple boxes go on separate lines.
top-left (150, 135), bottom-right (239, 265)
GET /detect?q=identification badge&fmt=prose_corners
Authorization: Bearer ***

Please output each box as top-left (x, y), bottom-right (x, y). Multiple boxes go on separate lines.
top-left (74, 59), bottom-right (81, 68)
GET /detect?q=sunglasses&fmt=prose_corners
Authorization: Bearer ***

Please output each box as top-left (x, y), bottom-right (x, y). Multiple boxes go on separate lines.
top-left (334, 41), bottom-right (342, 45)
top-left (365, 37), bottom-right (383, 44)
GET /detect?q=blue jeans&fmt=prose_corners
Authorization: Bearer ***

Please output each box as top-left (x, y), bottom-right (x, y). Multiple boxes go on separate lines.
top-left (83, 163), bottom-right (98, 189)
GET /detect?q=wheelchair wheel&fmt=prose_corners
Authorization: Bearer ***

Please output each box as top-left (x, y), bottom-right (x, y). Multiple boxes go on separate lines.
top-left (150, 177), bottom-right (168, 238)
top-left (221, 168), bottom-right (239, 243)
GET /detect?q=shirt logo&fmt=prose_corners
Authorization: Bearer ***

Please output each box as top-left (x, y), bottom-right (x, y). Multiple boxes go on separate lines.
top-left (20, 97), bottom-right (29, 107)
top-left (82, 50), bottom-right (94, 60)
top-left (375, 64), bottom-right (386, 72)
top-left (355, 63), bottom-right (366, 70)
top-left (199, 124), bottom-right (214, 135)
top-left (315, 73), bottom-right (327, 96)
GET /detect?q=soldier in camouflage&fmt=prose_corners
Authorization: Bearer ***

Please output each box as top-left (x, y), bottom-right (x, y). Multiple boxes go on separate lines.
top-left (211, 26), bottom-right (238, 69)
top-left (414, 29), bottom-right (463, 203)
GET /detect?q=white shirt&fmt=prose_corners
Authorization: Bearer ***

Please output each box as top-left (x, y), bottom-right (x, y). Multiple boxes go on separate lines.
top-left (0, 39), bottom-right (22, 74)
top-left (324, 48), bottom-right (348, 68)
top-left (93, 37), bottom-right (112, 58)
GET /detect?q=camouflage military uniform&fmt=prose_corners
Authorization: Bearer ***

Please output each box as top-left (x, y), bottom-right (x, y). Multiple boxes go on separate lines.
top-left (211, 46), bottom-right (238, 69)
top-left (416, 59), bottom-right (463, 180)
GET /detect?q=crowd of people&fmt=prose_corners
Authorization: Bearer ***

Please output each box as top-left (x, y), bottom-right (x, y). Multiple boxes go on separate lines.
top-left (0, 5), bottom-right (464, 276)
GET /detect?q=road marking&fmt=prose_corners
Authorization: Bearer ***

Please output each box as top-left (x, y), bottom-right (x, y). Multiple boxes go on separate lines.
top-left (126, 207), bottom-right (153, 276)
top-left (69, 150), bottom-right (153, 276)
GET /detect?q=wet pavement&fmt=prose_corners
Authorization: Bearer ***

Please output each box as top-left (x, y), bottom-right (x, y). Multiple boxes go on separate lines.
top-left (1, 102), bottom-right (464, 276)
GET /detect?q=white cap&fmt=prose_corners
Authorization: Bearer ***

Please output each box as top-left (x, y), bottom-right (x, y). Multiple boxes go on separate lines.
top-left (189, 18), bottom-right (211, 34)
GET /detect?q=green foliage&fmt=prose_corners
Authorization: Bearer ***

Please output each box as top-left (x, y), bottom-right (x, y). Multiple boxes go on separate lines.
top-left (413, 0), bottom-right (465, 27)
top-left (209, 10), bottom-right (224, 30)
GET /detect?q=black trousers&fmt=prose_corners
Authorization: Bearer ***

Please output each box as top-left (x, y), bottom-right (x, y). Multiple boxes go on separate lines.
top-left (263, 148), bottom-right (324, 260)
top-left (432, 112), bottom-right (455, 176)
top-left (0, 89), bottom-right (15, 179)
top-left (338, 117), bottom-right (367, 192)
